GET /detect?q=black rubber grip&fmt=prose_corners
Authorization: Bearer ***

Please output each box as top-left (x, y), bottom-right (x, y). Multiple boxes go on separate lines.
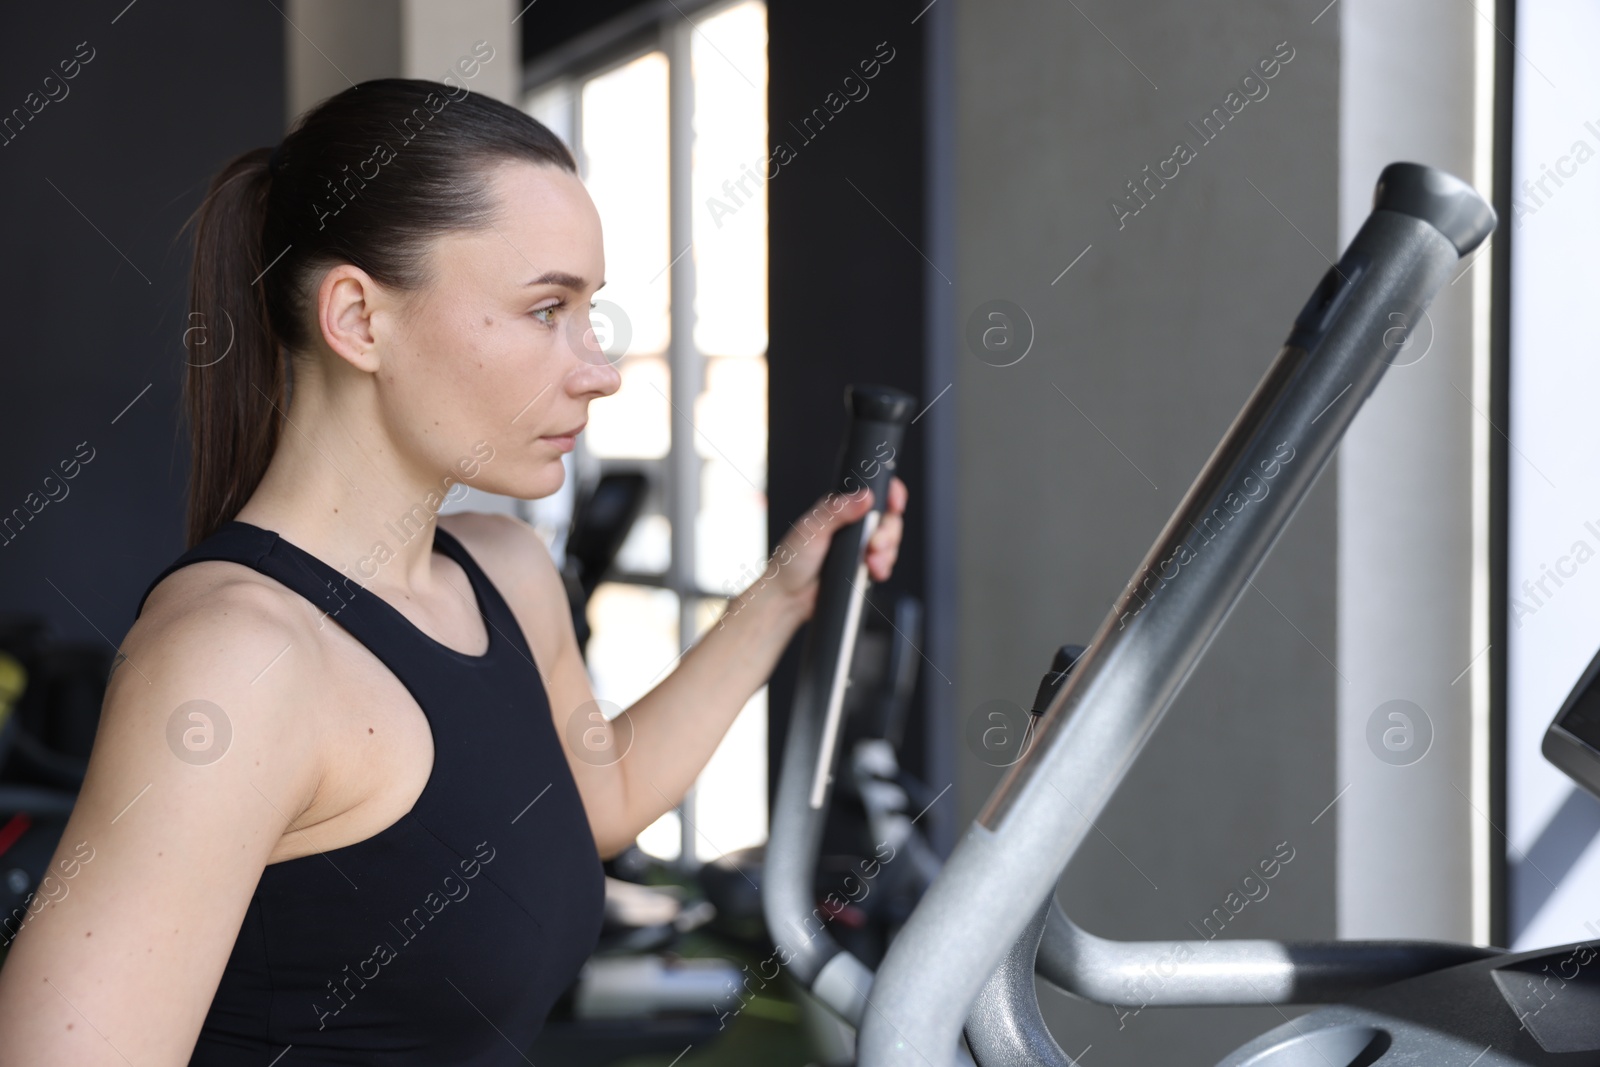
top-left (1372, 162), bottom-right (1497, 256)
top-left (764, 381), bottom-right (917, 989)
top-left (832, 384), bottom-right (916, 516)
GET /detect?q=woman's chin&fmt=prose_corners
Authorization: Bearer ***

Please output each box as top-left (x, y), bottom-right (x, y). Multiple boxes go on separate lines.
top-left (511, 460), bottom-right (569, 501)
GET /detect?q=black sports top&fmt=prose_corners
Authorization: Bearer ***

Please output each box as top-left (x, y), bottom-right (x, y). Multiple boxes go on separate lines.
top-left (135, 519), bottom-right (605, 1065)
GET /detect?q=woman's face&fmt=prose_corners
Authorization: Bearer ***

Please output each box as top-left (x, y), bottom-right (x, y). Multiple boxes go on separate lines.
top-left (367, 159), bottom-right (618, 502)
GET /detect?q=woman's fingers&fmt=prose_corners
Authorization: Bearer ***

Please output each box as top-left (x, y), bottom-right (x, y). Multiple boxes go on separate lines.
top-left (869, 480), bottom-right (907, 548)
top-left (866, 482), bottom-right (907, 581)
top-left (825, 486), bottom-right (874, 526)
top-left (887, 476), bottom-right (908, 515)
top-left (782, 479), bottom-right (907, 584)
top-left (870, 510), bottom-right (902, 553)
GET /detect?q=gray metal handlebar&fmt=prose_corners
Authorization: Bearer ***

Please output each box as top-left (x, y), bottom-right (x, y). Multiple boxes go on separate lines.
top-left (965, 899), bottom-right (1079, 1067)
top-left (1034, 898), bottom-right (1498, 1007)
top-left (964, 896), bottom-right (1497, 1067)
top-left (858, 163), bottom-right (1495, 1067)
top-left (764, 384), bottom-right (915, 1025)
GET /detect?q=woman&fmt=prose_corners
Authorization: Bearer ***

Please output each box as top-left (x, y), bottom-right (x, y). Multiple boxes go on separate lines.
top-left (0, 78), bottom-right (907, 1064)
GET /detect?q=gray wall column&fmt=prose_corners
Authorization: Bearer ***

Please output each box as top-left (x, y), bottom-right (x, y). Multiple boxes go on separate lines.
top-left (954, 1), bottom-right (1339, 1061)
top-left (287, 0), bottom-right (520, 118)
top-left (1336, 0), bottom-right (1494, 945)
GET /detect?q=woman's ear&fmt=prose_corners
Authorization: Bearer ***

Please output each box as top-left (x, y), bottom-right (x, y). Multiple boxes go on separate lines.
top-left (317, 264), bottom-right (385, 374)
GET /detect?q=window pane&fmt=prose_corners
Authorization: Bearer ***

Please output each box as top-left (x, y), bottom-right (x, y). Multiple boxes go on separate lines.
top-left (585, 582), bottom-right (680, 710)
top-left (636, 810), bottom-right (682, 862)
top-left (585, 356), bottom-right (671, 459)
top-left (697, 463), bottom-right (767, 596)
top-left (581, 52), bottom-right (671, 357)
top-left (524, 79), bottom-right (575, 147)
top-left (613, 512), bottom-right (671, 575)
top-left (693, 685), bottom-right (768, 860)
top-left (693, 356), bottom-right (767, 466)
top-left (691, 1), bottom-right (769, 358)
top-left (586, 582), bottom-right (683, 864)
top-left (695, 357), bottom-right (768, 593)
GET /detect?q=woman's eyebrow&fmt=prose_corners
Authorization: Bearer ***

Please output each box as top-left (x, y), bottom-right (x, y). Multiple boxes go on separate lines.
top-left (521, 270), bottom-right (590, 289)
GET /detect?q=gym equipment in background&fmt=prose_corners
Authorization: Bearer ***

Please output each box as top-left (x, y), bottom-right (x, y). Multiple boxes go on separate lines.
top-left (763, 383), bottom-right (919, 1024)
top-left (698, 590), bottom-right (936, 963)
top-left (1541, 642), bottom-right (1600, 805)
top-left (559, 469), bottom-right (649, 657)
top-left (0, 616), bottom-right (112, 955)
top-left (1211, 654), bottom-right (1600, 1065)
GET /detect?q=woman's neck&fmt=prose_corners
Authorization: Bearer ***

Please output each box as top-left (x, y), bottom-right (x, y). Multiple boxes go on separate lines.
top-left (233, 366), bottom-right (456, 600)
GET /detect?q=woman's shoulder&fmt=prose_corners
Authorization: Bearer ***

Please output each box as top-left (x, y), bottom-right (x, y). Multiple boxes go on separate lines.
top-left (437, 509), bottom-right (559, 587)
top-left (96, 556), bottom-right (332, 865)
top-left (123, 557), bottom-right (338, 763)
top-left (133, 555), bottom-right (332, 677)
top-left (437, 510), bottom-right (569, 661)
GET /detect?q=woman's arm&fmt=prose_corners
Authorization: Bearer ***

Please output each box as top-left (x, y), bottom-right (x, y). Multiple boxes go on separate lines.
top-left (608, 480), bottom-right (908, 850)
top-left (0, 577), bottom-right (325, 1065)
top-left (489, 480), bottom-right (907, 859)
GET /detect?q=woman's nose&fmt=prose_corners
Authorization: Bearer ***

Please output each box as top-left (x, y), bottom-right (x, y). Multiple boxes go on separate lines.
top-left (569, 344), bottom-right (622, 398)
top-left (568, 310), bottom-right (623, 395)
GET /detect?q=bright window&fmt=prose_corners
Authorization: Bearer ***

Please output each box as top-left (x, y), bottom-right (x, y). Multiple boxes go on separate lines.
top-left (523, 1), bottom-right (770, 867)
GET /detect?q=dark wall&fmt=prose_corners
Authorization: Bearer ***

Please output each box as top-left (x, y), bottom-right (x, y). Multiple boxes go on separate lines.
top-left (519, 0), bottom-right (648, 62)
top-left (0, 3), bottom-right (283, 645)
top-left (762, 1), bottom-right (939, 842)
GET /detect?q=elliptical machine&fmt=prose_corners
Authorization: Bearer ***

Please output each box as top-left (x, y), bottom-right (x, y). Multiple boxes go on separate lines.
top-left (766, 162), bottom-right (1600, 1065)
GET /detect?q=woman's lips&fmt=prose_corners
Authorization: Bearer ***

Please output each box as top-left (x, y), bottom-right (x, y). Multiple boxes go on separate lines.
top-left (540, 422), bottom-right (585, 453)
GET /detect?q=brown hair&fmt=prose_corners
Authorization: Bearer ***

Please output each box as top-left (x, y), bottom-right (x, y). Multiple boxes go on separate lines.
top-left (178, 77), bottom-right (577, 548)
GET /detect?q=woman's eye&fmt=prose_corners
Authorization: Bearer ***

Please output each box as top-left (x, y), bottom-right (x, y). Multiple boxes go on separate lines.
top-left (531, 302), bottom-right (564, 327)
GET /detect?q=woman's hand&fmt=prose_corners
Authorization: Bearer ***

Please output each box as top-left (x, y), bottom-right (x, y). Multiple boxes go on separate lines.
top-left (758, 477), bottom-right (909, 618)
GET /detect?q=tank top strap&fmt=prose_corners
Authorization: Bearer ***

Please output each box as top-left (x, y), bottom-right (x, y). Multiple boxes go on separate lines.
top-left (137, 520), bottom-right (538, 673)
top-left (135, 520), bottom-right (348, 619)
top-left (430, 524), bottom-right (537, 663)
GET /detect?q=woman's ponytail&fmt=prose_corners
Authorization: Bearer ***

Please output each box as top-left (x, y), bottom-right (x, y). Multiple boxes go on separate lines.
top-left (180, 146), bottom-right (284, 549)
